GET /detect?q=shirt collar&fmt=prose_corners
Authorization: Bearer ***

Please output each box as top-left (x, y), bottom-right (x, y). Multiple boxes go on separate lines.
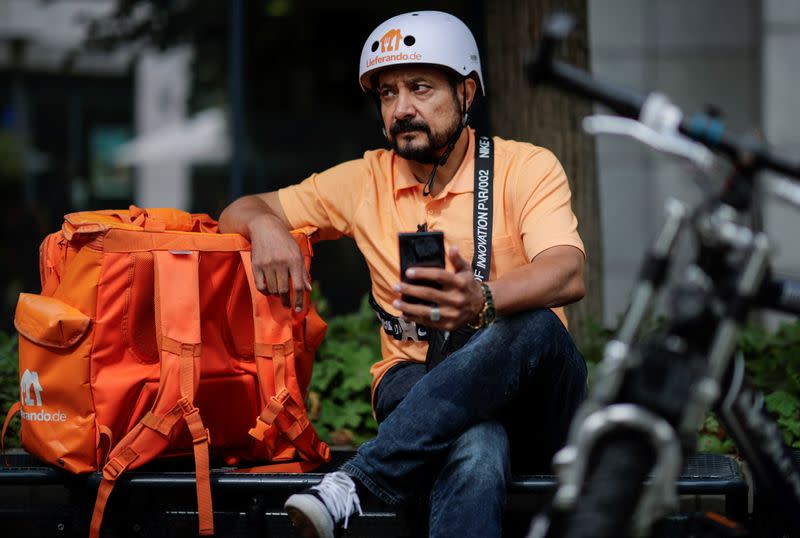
top-left (392, 128), bottom-right (476, 197)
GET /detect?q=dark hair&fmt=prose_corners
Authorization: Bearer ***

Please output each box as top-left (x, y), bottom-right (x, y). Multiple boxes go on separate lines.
top-left (443, 69), bottom-right (464, 92)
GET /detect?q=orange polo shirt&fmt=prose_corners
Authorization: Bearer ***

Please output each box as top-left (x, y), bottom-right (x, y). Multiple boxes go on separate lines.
top-left (278, 128), bottom-right (584, 400)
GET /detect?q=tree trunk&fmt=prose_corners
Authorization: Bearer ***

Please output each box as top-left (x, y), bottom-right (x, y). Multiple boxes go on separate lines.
top-left (485, 0), bottom-right (603, 347)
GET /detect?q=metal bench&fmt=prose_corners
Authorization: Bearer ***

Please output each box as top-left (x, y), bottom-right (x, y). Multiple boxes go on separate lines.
top-left (0, 449), bottom-right (749, 537)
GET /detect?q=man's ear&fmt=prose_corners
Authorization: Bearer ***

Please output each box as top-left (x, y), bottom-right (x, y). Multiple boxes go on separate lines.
top-left (463, 77), bottom-right (477, 110)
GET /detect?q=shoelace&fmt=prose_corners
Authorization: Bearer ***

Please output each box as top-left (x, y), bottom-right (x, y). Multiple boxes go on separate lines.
top-left (314, 472), bottom-right (364, 529)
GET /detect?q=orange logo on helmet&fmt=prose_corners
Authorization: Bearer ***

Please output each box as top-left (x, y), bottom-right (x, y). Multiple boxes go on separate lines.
top-left (380, 29), bottom-right (403, 52)
top-left (366, 30), bottom-right (421, 69)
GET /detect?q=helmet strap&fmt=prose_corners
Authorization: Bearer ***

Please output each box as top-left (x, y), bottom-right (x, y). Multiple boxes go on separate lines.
top-left (423, 80), bottom-right (471, 197)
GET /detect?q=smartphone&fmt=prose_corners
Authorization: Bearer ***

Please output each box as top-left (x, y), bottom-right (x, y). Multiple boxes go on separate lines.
top-left (399, 231), bottom-right (445, 305)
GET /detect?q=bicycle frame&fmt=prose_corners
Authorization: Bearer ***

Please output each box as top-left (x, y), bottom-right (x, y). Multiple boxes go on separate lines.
top-left (527, 13), bottom-right (800, 538)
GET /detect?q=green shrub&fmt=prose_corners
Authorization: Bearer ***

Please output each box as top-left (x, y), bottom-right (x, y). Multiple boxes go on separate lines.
top-left (577, 317), bottom-right (614, 386)
top-left (583, 317), bottom-right (800, 454)
top-left (696, 320), bottom-right (800, 453)
top-left (308, 292), bottom-right (381, 447)
top-left (697, 413), bottom-right (736, 454)
top-left (739, 320), bottom-right (800, 449)
top-left (0, 331), bottom-right (19, 448)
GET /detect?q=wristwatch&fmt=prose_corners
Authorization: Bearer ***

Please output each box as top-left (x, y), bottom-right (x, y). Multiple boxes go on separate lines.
top-left (468, 282), bottom-right (496, 329)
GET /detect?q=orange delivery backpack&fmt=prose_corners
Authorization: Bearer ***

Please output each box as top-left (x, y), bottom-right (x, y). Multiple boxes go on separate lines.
top-left (2, 206), bottom-right (331, 537)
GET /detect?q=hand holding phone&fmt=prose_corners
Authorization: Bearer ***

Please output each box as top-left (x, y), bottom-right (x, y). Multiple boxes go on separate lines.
top-left (398, 231), bottom-right (445, 306)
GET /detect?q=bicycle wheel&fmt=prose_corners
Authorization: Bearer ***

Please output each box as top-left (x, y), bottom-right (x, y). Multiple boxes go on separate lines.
top-left (562, 431), bottom-right (656, 538)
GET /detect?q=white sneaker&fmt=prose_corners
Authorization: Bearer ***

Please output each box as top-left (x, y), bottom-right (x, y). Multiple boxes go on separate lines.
top-left (284, 471), bottom-right (363, 538)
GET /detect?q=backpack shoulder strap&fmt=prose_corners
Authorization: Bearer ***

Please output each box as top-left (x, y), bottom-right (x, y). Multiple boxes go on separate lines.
top-left (90, 251), bottom-right (214, 538)
top-left (2, 401), bottom-right (21, 467)
top-left (239, 251), bottom-right (330, 464)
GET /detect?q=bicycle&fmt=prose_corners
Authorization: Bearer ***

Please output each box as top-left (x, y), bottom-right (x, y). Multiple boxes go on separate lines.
top-left (525, 13), bottom-right (800, 538)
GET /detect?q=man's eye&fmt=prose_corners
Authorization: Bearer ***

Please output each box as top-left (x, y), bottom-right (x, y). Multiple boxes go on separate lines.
top-left (380, 89), bottom-right (395, 99)
top-left (413, 84), bottom-right (431, 93)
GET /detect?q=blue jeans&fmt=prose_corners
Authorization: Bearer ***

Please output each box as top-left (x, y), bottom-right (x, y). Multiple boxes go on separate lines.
top-left (342, 309), bottom-right (588, 537)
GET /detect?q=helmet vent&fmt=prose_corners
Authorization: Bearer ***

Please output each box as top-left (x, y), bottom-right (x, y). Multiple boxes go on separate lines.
top-left (403, 35), bottom-right (416, 46)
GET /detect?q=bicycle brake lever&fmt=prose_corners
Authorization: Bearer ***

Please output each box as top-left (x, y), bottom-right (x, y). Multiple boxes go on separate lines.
top-left (583, 114), bottom-right (716, 172)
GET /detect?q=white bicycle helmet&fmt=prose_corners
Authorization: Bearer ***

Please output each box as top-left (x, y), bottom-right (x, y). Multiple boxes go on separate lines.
top-left (359, 11), bottom-right (485, 95)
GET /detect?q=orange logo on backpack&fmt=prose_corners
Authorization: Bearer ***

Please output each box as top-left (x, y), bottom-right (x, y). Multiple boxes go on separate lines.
top-left (19, 368), bottom-right (67, 422)
top-left (20, 369), bottom-right (43, 407)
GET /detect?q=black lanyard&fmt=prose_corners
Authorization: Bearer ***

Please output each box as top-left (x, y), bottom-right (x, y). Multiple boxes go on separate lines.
top-left (371, 134), bottom-right (494, 341)
top-left (472, 134), bottom-right (493, 282)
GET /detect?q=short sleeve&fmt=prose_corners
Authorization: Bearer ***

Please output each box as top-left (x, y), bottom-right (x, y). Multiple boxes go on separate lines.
top-left (513, 148), bottom-right (585, 261)
top-left (277, 159), bottom-right (370, 241)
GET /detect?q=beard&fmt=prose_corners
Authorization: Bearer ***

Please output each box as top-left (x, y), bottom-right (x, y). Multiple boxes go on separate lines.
top-left (389, 112), bottom-right (462, 165)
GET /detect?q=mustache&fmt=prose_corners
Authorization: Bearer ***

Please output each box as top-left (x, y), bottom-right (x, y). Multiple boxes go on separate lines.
top-left (390, 119), bottom-right (431, 137)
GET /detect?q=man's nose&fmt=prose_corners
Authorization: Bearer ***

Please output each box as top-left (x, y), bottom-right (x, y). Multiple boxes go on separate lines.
top-left (394, 90), bottom-right (416, 119)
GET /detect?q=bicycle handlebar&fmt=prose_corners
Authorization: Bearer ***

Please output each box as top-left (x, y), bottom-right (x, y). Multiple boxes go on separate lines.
top-left (582, 115), bottom-right (716, 171)
top-left (526, 13), bottom-right (800, 179)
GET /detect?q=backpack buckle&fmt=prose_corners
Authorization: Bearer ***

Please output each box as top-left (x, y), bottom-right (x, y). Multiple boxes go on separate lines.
top-left (177, 398), bottom-right (198, 417)
top-left (248, 417), bottom-right (272, 441)
top-left (192, 428), bottom-right (211, 446)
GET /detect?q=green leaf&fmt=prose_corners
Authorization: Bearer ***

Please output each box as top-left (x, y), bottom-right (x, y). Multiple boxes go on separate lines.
top-left (777, 416), bottom-right (800, 438)
top-left (698, 434), bottom-right (727, 454)
top-left (338, 400), bottom-right (372, 429)
top-left (697, 432), bottom-right (736, 455)
top-left (765, 390), bottom-right (800, 419)
top-left (310, 360), bottom-right (339, 392)
top-left (318, 401), bottom-right (347, 431)
top-left (703, 414), bottom-right (721, 434)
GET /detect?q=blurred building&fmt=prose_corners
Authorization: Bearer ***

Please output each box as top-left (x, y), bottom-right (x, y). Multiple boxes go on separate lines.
top-left (0, 0), bottom-right (130, 215)
top-left (590, 0), bottom-right (800, 324)
top-left (0, 0), bottom-right (195, 212)
top-left (0, 0), bottom-right (191, 330)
